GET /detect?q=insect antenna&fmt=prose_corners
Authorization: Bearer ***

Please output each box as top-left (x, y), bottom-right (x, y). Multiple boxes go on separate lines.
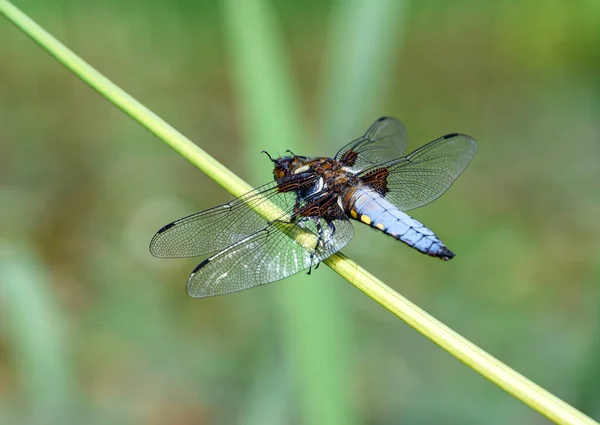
top-left (261, 150), bottom-right (276, 162)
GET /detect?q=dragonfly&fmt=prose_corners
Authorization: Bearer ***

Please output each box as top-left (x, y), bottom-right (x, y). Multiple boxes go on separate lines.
top-left (150, 117), bottom-right (477, 298)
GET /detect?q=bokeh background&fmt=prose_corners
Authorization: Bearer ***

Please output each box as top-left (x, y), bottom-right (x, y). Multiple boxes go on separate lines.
top-left (1, 1), bottom-right (599, 424)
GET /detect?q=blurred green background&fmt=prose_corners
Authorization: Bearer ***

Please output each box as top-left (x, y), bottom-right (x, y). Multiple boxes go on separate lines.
top-left (1, 0), bottom-right (599, 424)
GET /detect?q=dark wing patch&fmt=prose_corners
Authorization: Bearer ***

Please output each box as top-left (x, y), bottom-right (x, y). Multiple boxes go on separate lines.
top-left (359, 168), bottom-right (390, 196)
top-left (338, 149), bottom-right (359, 167)
top-left (334, 117), bottom-right (407, 172)
top-left (359, 133), bottom-right (478, 212)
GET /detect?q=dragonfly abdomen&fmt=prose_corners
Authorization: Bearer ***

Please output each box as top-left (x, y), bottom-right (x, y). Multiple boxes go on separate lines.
top-left (347, 188), bottom-right (455, 260)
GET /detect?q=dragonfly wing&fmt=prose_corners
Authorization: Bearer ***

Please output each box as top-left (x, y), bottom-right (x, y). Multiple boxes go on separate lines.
top-left (186, 217), bottom-right (354, 298)
top-left (374, 133), bottom-right (478, 212)
top-left (334, 117), bottom-right (407, 172)
top-left (149, 181), bottom-right (300, 258)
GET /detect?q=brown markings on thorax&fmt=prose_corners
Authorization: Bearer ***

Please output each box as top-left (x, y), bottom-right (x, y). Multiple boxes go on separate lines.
top-left (296, 193), bottom-right (347, 221)
top-left (277, 176), bottom-right (317, 194)
top-left (293, 157), bottom-right (356, 189)
top-left (283, 157), bottom-right (358, 221)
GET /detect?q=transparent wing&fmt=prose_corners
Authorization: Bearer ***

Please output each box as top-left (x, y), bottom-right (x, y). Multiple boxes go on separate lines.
top-left (334, 116), bottom-right (407, 172)
top-left (149, 180), bottom-right (308, 258)
top-left (186, 218), bottom-right (354, 298)
top-left (372, 133), bottom-right (478, 212)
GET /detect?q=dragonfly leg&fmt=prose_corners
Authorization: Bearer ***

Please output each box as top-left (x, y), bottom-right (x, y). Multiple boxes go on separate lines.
top-left (307, 218), bottom-right (325, 275)
top-left (327, 220), bottom-right (336, 239)
top-left (312, 221), bottom-right (336, 272)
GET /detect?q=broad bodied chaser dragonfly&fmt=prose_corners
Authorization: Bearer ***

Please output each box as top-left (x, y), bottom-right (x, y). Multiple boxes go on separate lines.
top-left (150, 117), bottom-right (477, 298)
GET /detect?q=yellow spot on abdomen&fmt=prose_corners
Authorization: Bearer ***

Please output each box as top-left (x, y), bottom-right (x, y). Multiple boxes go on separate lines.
top-left (350, 209), bottom-right (358, 219)
top-left (375, 223), bottom-right (385, 230)
top-left (360, 215), bottom-right (372, 225)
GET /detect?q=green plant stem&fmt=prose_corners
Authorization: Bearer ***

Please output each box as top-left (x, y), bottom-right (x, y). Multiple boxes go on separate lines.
top-left (1, 1), bottom-right (596, 424)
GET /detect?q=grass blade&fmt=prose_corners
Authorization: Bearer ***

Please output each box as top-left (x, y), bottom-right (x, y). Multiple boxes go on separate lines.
top-left (320, 0), bottom-right (408, 142)
top-left (223, 1), bottom-right (355, 424)
top-left (0, 244), bottom-right (75, 424)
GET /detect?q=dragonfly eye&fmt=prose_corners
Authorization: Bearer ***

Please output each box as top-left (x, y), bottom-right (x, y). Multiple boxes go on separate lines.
top-left (274, 168), bottom-right (285, 179)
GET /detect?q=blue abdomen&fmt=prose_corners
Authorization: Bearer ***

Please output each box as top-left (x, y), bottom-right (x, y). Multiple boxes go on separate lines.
top-left (345, 188), bottom-right (454, 260)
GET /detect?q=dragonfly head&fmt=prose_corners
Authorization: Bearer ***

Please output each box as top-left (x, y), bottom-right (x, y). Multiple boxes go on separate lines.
top-left (262, 150), bottom-right (291, 180)
top-left (272, 156), bottom-right (295, 180)
top-left (262, 150), bottom-right (311, 182)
